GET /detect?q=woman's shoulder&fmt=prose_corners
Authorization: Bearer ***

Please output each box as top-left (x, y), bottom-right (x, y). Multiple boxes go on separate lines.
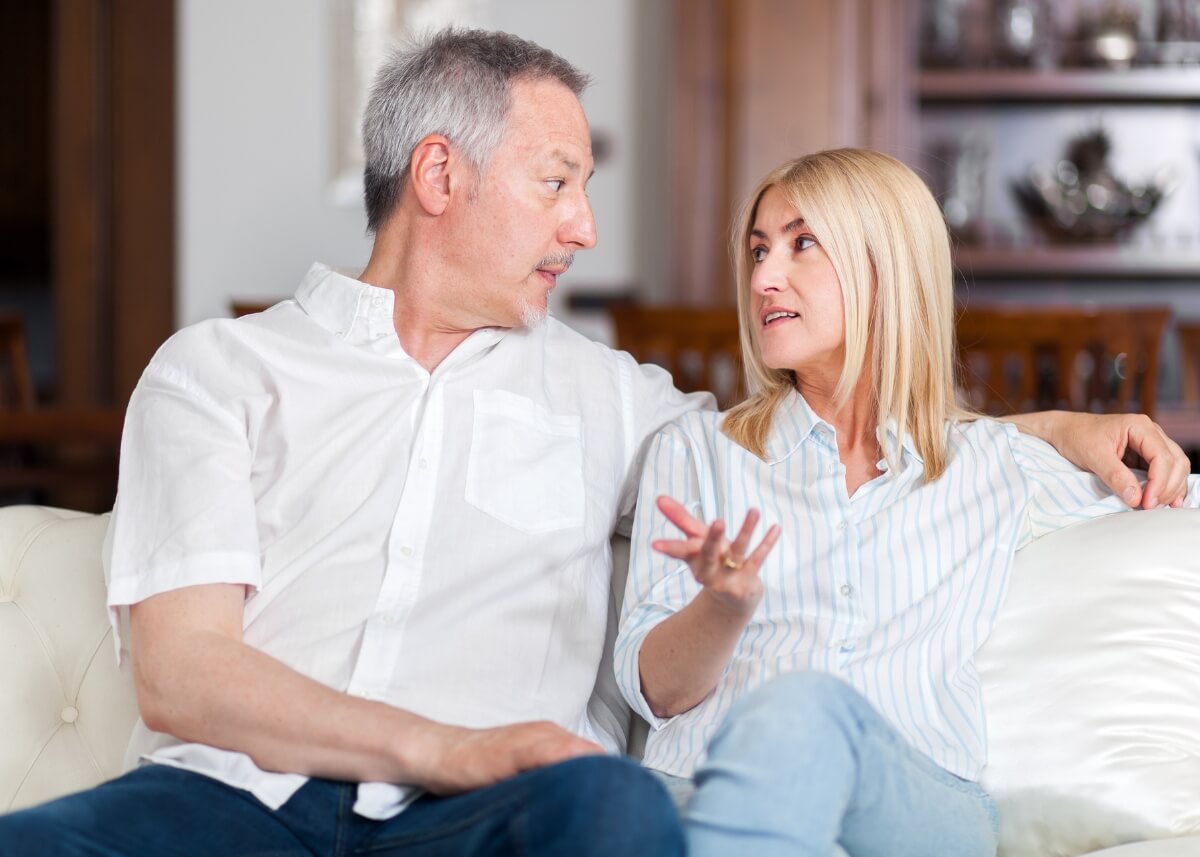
top-left (945, 414), bottom-right (1022, 457)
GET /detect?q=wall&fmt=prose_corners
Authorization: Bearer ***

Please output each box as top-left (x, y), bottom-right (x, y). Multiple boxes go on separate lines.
top-left (177, 0), bottom-right (669, 330)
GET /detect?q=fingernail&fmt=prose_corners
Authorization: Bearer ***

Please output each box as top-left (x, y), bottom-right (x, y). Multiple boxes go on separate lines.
top-left (1123, 486), bottom-right (1139, 505)
top-left (1146, 493), bottom-right (1158, 508)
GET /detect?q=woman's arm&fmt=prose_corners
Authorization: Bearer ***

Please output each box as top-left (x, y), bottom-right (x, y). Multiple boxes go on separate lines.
top-left (636, 498), bottom-right (779, 719)
top-left (1002, 411), bottom-right (1190, 509)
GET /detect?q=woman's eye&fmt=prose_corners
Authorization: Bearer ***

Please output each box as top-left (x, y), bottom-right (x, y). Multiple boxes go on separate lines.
top-left (796, 235), bottom-right (816, 251)
top-left (751, 246), bottom-right (767, 263)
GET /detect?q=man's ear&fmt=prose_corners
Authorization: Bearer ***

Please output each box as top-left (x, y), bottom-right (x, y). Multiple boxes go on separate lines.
top-left (409, 134), bottom-right (453, 216)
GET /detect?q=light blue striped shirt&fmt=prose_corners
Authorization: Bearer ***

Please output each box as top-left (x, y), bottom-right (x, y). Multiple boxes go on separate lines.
top-left (615, 390), bottom-right (1200, 781)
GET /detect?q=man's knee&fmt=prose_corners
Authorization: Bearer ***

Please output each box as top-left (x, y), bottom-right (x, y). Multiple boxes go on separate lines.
top-left (527, 756), bottom-right (683, 854)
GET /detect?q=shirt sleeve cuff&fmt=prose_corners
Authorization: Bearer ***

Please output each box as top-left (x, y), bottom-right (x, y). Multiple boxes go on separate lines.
top-left (614, 611), bottom-right (679, 732)
top-left (106, 551), bottom-right (262, 665)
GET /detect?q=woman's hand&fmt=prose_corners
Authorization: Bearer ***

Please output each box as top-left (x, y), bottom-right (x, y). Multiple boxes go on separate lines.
top-left (652, 495), bottom-right (781, 616)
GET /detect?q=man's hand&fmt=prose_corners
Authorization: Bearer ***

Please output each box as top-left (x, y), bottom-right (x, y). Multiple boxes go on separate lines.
top-left (417, 721), bottom-right (604, 795)
top-left (1011, 411), bottom-right (1190, 509)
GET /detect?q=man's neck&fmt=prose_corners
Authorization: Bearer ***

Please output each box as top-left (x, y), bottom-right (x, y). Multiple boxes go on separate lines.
top-left (360, 239), bottom-right (499, 374)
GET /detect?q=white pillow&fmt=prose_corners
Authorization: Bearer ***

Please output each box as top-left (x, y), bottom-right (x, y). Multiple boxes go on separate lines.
top-left (977, 509), bottom-right (1200, 857)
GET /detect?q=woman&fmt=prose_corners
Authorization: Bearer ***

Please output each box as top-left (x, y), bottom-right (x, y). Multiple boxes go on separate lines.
top-left (614, 149), bottom-right (1198, 857)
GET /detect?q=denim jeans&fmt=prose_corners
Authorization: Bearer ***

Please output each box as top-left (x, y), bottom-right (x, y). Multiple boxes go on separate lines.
top-left (676, 671), bottom-right (999, 857)
top-left (0, 755), bottom-right (683, 857)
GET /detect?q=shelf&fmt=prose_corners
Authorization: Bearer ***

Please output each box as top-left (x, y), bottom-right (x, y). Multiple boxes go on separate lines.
top-left (953, 244), bottom-right (1200, 280)
top-left (919, 67), bottom-right (1200, 103)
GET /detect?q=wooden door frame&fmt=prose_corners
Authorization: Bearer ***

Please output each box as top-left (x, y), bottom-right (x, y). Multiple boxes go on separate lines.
top-left (52, 0), bottom-right (175, 408)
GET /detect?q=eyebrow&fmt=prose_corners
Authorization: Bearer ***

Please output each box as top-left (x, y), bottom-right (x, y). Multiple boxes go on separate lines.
top-left (548, 149), bottom-right (594, 181)
top-left (750, 217), bottom-right (806, 240)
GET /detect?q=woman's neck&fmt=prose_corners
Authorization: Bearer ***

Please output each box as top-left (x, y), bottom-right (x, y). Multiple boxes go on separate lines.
top-left (796, 373), bottom-right (883, 497)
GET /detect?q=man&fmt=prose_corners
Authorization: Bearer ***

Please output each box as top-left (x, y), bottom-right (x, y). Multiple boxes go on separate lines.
top-left (1, 27), bottom-right (1188, 857)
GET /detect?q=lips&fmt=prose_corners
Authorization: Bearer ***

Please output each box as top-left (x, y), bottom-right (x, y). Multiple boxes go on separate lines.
top-left (760, 306), bottom-right (799, 327)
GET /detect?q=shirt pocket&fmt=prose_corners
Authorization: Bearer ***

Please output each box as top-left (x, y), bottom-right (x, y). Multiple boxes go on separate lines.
top-left (465, 389), bottom-right (586, 534)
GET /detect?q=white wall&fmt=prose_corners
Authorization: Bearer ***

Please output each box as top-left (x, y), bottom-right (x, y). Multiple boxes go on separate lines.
top-left (177, 0), bottom-right (668, 329)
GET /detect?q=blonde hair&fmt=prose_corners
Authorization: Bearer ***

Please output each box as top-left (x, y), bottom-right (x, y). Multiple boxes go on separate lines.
top-left (722, 148), bottom-right (971, 480)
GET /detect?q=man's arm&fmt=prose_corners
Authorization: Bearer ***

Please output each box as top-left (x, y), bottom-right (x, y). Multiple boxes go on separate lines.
top-left (129, 583), bottom-right (601, 795)
top-left (1001, 411), bottom-right (1191, 509)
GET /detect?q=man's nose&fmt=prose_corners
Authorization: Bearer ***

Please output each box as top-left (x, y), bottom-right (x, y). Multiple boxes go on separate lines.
top-left (563, 197), bottom-right (597, 250)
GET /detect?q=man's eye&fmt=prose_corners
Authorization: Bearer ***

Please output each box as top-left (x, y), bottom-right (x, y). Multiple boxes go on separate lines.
top-left (547, 179), bottom-right (565, 192)
top-left (751, 246), bottom-right (767, 263)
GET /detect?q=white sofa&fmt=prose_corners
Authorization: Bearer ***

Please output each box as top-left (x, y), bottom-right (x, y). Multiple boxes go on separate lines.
top-left (3, 504), bottom-right (1200, 857)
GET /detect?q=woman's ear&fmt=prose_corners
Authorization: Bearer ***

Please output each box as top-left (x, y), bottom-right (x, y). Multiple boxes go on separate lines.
top-left (409, 134), bottom-right (453, 216)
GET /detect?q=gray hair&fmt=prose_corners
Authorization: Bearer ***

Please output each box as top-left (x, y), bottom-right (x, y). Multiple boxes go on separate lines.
top-left (361, 28), bottom-right (590, 232)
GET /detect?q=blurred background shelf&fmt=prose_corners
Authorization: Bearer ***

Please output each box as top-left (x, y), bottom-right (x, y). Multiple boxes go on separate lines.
top-left (953, 244), bottom-right (1200, 279)
top-left (919, 68), bottom-right (1200, 103)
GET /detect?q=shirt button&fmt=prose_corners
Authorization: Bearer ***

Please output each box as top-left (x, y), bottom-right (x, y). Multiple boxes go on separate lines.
top-left (61, 706), bottom-right (79, 724)
top-left (840, 584), bottom-right (853, 597)
top-left (835, 520), bottom-right (847, 531)
top-left (418, 458), bottom-right (429, 470)
top-left (400, 546), bottom-right (413, 558)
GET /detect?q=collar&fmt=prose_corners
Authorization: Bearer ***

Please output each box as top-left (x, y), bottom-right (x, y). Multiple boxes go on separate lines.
top-left (765, 388), bottom-right (924, 470)
top-left (292, 262), bottom-right (504, 367)
top-left (295, 262), bottom-right (397, 347)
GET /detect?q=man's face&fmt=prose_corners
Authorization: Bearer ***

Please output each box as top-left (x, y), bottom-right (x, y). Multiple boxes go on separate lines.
top-left (445, 78), bottom-right (597, 329)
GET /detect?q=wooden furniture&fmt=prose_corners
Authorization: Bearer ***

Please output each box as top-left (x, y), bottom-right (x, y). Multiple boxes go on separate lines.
top-left (955, 305), bottom-right (1171, 418)
top-left (0, 313), bottom-right (35, 410)
top-left (0, 313), bottom-right (122, 512)
top-left (608, 305), bottom-right (743, 408)
top-left (1179, 321), bottom-right (1200, 408)
top-left (230, 300), bottom-right (275, 318)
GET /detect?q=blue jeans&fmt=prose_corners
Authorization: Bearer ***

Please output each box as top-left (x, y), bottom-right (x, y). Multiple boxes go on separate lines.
top-left (681, 671), bottom-right (999, 857)
top-left (0, 755), bottom-right (683, 857)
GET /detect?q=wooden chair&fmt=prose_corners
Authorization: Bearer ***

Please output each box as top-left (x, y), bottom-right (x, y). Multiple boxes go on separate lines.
top-left (0, 312), bottom-right (121, 512)
top-left (1178, 321), bottom-right (1200, 408)
top-left (956, 305), bottom-right (1171, 418)
top-left (0, 313), bottom-right (36, 410)
top-left (608, 305), bottom-right (743, 409)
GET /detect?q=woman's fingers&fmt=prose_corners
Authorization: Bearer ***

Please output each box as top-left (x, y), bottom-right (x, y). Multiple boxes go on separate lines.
top-left (697, 519), bottom-right (726, 579)
top-left (725, 509), bottom-right (760, 566)
top-left (656, 495), bottom-right (708, 538)
top-left (742, 524), bottom-right (782, 573)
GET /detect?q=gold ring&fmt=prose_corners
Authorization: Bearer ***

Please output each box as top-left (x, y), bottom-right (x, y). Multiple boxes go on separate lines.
top-left (722, 555), bottom-right (742, 571)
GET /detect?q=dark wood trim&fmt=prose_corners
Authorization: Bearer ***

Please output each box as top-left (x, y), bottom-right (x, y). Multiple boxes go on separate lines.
top-left (111, 0), bottom-right (175, 404)
top-left (52, 0), bottom-right (109, 406)
top-left (49, 0), bottom-right (175, 409)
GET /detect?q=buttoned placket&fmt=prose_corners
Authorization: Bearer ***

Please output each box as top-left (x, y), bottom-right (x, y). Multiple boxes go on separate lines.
top-left (343, 328), bottom-right (500, 708)
top-left (814, 426), bottom-right (865, 665)
top-left (345, 373), bottom-right (442, 703)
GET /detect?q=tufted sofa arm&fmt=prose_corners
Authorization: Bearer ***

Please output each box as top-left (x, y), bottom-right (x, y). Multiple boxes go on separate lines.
top-left (0, 507), bottom-right (138, 813)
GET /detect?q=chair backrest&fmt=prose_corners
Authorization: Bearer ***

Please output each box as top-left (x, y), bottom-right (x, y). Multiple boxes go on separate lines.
top-left (956, 305), bottom-right (1170, 418)
top-left (0, 313), bottom-right (35, 410)
top-left (608, 305), bottom-right (743, 408)
top-left (1178, 320), bottom-right (1200, 408)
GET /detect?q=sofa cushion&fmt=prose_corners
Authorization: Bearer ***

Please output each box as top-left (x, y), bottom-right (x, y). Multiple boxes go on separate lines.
top-left (978, 509), bottom-right (1200, 857)
top-left (0, 507), bottom-right (138, 813)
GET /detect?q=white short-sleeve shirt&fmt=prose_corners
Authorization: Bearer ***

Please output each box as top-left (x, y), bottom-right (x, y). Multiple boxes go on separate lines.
top-left (104, 262), bottom-right (710, 819)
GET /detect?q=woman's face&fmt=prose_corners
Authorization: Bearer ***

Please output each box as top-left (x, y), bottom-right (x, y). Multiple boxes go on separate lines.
top-left (748, 185), bottom-right (846, 377)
